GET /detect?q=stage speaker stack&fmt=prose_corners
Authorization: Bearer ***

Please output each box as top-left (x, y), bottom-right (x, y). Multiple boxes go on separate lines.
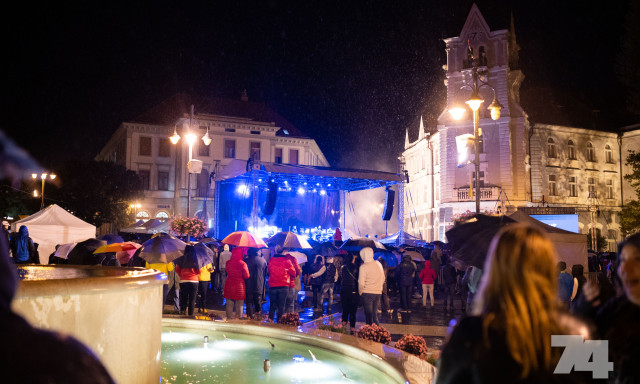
top-left (264, 181), bottom-right (278, 215)
top-left (382, 188), bottom-right (395, 221)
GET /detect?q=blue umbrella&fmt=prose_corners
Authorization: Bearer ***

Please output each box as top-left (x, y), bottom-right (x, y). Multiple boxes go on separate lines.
top-left (139, 236), bottom-right (186, 264)
top-left (99, 233), bottom-right (124, 244)
top-left (174, 243), bottom-right (214, 270)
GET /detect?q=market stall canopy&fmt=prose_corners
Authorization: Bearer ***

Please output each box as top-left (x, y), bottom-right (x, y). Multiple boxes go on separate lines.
top-left (11, 204), bottom-right (96, 264)
top-left (379, 231), bottom-right (423, 246)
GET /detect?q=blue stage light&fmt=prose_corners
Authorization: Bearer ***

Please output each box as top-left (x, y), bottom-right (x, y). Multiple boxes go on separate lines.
top-left (319, 189), bottom-right (326, 196)
top-left (297, 187), bottom-right (306, 195)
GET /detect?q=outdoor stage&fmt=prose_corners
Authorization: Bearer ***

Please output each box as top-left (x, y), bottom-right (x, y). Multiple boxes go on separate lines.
top-left (211, 159), bottom-right (405, 241)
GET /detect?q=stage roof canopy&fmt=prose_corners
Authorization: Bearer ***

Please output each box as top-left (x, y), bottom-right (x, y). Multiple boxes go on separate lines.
top-left (215, 160), bottom-right (404, 192)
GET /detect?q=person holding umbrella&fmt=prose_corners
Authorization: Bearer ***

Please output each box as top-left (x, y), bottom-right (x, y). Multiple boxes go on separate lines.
top-left (223, 247), bottom-right (250, 320)
top-left (175, 247), bottom-right (200, 316)
top-left (245, 247), bottom-right (267, 317)
top-left (267, 246), bottom-right (296, 322)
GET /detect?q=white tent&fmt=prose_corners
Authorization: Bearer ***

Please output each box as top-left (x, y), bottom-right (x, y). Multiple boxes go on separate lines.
top-left (509, 211), bottom-right (589, 272)
top-left (11, 204), bottom-right (96, 264)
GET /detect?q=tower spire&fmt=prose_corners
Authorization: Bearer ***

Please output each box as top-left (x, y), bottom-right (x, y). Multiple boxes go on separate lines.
top-left (418, 116), bottom-right (425, 140)
top-left (404, 128), bottom-right (410, 148)
top-left (509, 11), bottom-right (520, 69)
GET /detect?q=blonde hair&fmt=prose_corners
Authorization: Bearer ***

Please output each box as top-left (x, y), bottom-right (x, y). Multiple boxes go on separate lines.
top-left (473, 224), bottom-right (562, 377)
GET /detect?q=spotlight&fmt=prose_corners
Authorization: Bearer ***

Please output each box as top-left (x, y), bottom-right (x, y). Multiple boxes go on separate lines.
top-left (319, 189), bottom-right (326, 196)
top-left (297, 187), bottom-right (306, 195)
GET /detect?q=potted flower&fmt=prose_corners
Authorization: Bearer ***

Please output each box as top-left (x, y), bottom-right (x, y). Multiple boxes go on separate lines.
top-left (394, 334), bottom-right (428, 360)
top-left (169, 216), bottom-right (208, 239)
top-left (278, 312), bottom-right (302, 327)
top-left (356, 324), bottom-right (391, 344)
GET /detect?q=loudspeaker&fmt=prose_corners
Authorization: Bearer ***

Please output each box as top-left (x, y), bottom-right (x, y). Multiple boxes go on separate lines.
top-left (382, 188), bottom-right (395, 221)
top-left (264, 181), bottom-right (278, 215)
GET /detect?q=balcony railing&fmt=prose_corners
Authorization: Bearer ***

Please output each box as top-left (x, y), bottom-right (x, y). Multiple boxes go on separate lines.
top-left (454, 186), bottom-right (501, 201)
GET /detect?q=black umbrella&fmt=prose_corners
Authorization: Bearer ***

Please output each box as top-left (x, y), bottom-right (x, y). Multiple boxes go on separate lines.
top-left (67, 238), bottom-right (107, 265)
top-left (339, 237), bottom-right (387, 252)
top-left (445, 214), bottom-right (516, 268)
top-left (174, 243), bottom-right (214, 270)
top-left (99, 233), bottom-right (124, 244)
top-left (311, 241), bottom-right (338, 257)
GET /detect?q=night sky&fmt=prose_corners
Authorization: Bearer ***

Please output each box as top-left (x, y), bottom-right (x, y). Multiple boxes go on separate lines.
top-left (2, 0), bottom-right (637, 173)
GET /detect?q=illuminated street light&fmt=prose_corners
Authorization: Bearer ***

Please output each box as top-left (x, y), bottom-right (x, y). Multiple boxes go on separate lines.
top-left (170, 105), bottom-right (211, 216)
top-left (130, 203), bottom-right (141, 219)
top-left (32, 172), bottom-right (56, 210)
top-left (449, 53), bottom-right (503, 213)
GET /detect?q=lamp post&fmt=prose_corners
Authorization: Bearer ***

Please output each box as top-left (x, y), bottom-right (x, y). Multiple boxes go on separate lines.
top-left (170, 105), bottom-right (212, 217)
top-left (32, 172), bottom-right (56, 210)
top-left (130, 203), bottom-right (141, 221)
top-left (449, 54), bottom-right (503, 213)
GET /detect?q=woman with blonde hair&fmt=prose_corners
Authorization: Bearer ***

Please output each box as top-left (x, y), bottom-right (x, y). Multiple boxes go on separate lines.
top-left (436, 224), bottom-right (591, 383)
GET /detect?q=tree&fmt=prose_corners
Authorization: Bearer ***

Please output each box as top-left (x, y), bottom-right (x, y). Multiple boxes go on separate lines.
top-left (620, 150), bottom-right (640, 236)
top-left (0, 180), bottom-right (39, 219)
top-left (49, 160), bottom-right (143, 228)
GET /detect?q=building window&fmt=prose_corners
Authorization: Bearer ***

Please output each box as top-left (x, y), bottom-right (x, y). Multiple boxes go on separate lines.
top-left (605, 144), bottom-right (613, 163)
top-left (607, 179), bottom-right (614, 199)
top-left (198, 142), bottom-right (210, 157)
top-left (250, 130), bottom-right (261, 135)
top-left (224, 140), bottom-right (236, 159)
top-left (588, 177), bottom-right (596, 198)
top-left (158, 139), bottom-right (170, 157)
top-left (250, 142), bottom-right (261, 161)
top-left (289, 149), bottom-right (299, 165)
top-left (275, 148), bottom-right (283, 164)
top-left (139, 136), bottom-right (152, 156)
top-left (547, 138), bottom-right (557, 158)
top-left (225, 128), bottom-right (236, 133)
top-left (138, 170), bottom-right (150, 190)
top-left (586, 142), bottom-right (596, 162)
top-left (569, 176), bottom-right (577, 197)
top-left (567, 140), bottom-right (576, 160)
top-left (549, 175), bottom-right (557, 196)
top-left (136, 210), bottom-right (150, 220)
top-left (157, 171), bottom-right (169, 191)
top-left (156, 211), bottom-right (170, 221)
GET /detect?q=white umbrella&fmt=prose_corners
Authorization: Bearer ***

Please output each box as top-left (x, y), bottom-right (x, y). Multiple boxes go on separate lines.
top-left (287, 251), bottom-right (308, 264)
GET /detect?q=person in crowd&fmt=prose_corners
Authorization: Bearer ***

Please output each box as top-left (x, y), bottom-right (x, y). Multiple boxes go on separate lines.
top-left (397, 253), bottom-right (416, 311)
top-left (267, 246), bottom-right (296, 322)
top-left (461, 264), bottom-right (482, 312)
top-left (175, 247), bottom-right (200, 316)
top-left (146, 258), bottom-right (173, 312)
top-left (577, 232), bottom-right (640, 383)
top-left (223, 247), bottom-right (250, 320)
top-left (431, 243), bottom-right (443, 291)
top-left (284, 248), bottom-right (302, 314)
top-left (413, 252), bottom-right (424, 299)
top-left (341, 252), bottom-right (360, 333)
top-left (570, 264), bottom-right (586, 311)
top-left (0, 230), bottom-right (115, 383)
top-left (245, 247), bottom-right (267, 317)
top-left (2, 220), bottom-right (10, 243)
top-left (167, 267), bottom-right (180, 312)
top-left (437, 225), bottom-right (593, 383)
top-left (48, 244), bottom-right (67, 265)
top-left (98, 252), bottom-right (120, 267)
top-left (358, 247), bottom-right (385, 325)
top-left (197, 262), bottom-right (214, 314)
top-left (557, 261), bottom-right (574, 309)
top-left (319, 255), bottom-right (338, 314)
top-left (419, 259), bottom-right (437, 308)
top-left (127, 247), bottom-right (145, 268)
top-left (442, 261), bottom-right (459, 311)
top-left (377, 256), bottom-right (392, 317)
top-left (218, 244), bottom-right (232, 294)
top-left (309, 254), bottom-right (326, 312)
top-left (9, 225), bottom-right (35, 264)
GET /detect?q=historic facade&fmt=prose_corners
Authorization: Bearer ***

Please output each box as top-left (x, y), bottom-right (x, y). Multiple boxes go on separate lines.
top-left (402, 5), bottom-right (639, 250)
top-left (96, 93), bottom-right (329, 225)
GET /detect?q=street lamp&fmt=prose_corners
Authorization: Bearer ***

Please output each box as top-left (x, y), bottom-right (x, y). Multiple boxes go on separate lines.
top-left (449, 53), bottom-right (503, 213)
top-left (130, 203), bottom-right (141, 220)
top-left (170, 105), bottom-right (211, 216)
top-left (32, 172), bottom-right (56, 210)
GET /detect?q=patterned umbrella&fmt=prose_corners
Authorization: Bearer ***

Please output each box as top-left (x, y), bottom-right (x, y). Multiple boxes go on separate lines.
top-left (267, 231), bottom-right (312, 249)
top-left (93, 242), bottom-right (140, 254)
top-left (222, 231), bottom-right (267, 249)
top-left (139, 236), bottom-right (187, 264)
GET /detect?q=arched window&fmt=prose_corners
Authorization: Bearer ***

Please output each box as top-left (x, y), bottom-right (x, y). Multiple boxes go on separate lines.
top-left (155, 211), bottom-right (169, 221)
top-left (136, 210), bottom-right (150, 220)
top-left (567, 140), bottom-right (576, 160)
top-left (605, 144), bottom-right (613, 163)
top-left (586, 142), bottom-right (596, 162)
top-left (547, 138), bottom-right (557, 158)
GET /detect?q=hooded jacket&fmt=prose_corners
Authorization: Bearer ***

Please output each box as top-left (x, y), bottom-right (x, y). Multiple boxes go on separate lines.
top-left (268, 253), bottom-right (295, 288)
top-left (219, 245), bottom-right (232, 270)
top-left (245, 252), bottom-right (267, 294)
top-left (9, 226), bottom-right (34, 263)
top-left (309, 255), bottom-right (325, 286)
top-left (397, 254), bottom-right (417, 286)
top-left (358, 247), bottom-right (385, 295)
top-left (224, 248), bottom-right (250, 300)
top-left (285, 253), bottom-right (302, 288)
top-left (419, 260), bottom-right (437, 284)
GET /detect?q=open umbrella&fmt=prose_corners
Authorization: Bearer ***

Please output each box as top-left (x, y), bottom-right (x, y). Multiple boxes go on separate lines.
top-left (198, 237), bottom-right (221, 247)
top-left (93, 242), bottom-right (140, 254)
top-left (53, 242), bottom-right (77, 259)
top-left (222, 231), bottom-right (268, 249)
top-left (312, 242), bottom-right (338, 258)
top-left (445, 214), bottom-right (516, 268)
top-left (339, 237), bottom-right (387, 252)
top-left (67, 238), bottom-right (108, 265)
top-left (286, 251), bottom-right (308, 264)
top-left (113, 242), bottom-right (142, 264)
top-left (174, 243), bottom-right (215, 269)
top-left (139, 236), bottom-right (187, 264)
top-left (267, 231), bottom-right (312, 249)
top-left (99, 233), bottom-right (125, 244)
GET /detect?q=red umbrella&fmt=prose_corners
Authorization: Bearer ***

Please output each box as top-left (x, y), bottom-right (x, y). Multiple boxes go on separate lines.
top-left (222, 231), bottom-right (268, 249)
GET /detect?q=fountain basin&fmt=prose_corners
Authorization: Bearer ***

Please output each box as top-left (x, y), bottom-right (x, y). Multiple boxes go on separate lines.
top-left (12, 265), bottom-right (165, 384)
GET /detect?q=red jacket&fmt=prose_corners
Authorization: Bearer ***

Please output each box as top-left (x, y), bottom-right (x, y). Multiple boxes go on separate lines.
top-left (176, 265), bottom-right (200, 282)
top-left (285, 253), bottom-right (302, 288)
top-left (419, 260), bottom-right (437, 284)
top-left (224, 248), bottom-right (250, 300)
top-left (268, 254), bottom-right (295, 288)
